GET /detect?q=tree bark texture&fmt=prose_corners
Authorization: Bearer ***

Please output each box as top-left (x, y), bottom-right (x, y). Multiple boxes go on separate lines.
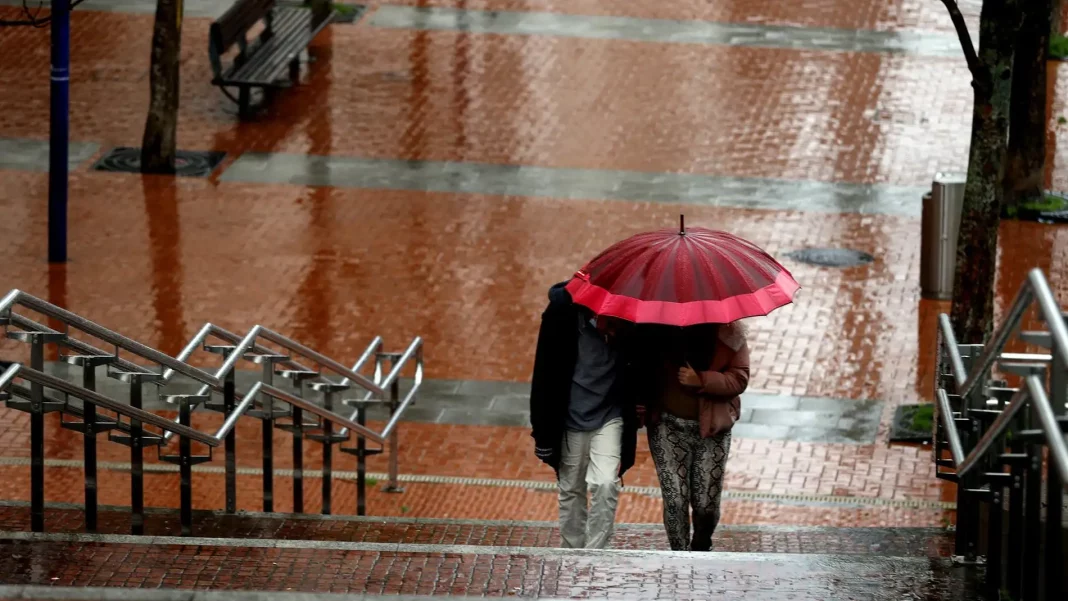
top-left (141, 0), bottom-right (183, 174)
top-left (1004, 0), bottom-right (1052, 212)
top-left (948, 0), bottom-right (1022, 344)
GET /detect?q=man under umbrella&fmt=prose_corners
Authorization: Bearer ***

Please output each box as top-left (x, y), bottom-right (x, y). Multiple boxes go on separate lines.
top-left (529, 282), bottom-right (643, 549)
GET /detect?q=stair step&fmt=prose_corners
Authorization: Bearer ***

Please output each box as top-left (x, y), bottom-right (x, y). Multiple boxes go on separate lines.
top-left (1019, 330), bottom-right (1052, 349)
top-left (305, 431), bottom-right (349, 444)
top-left (968, 408), bottom-right (1003, 420)
top-left (276, 422), bottom-right (321, 433)
top-left (0, 503), bottom-right (958, 560)
top-left (60, 353), bottom-right (117, 367)
top-left (997, 361), bottom-right (1048, 377)
top-left (160, 394), bottom-right (211, 406)
top-left (310, 381), bottom-right (351, 393)
top-left (108, 432), bottom-right (165, 448)
top-left (107, 370), bottom-right (165, 384)
top-left (246, 408), bottom-right (291, 420)
top-left (997, 453), bottom-right (1030, 466)
top-left (275, 369), bottom-right (320, 382)
top-left (157, 453), bottom-right (213, 466)
top-left (5, 331), bottom-right (66, 344)
top-left (60, 416), bottom-right (119, 433)
top-left (243, 352), bottom-right (290, 364)
top-left (339, 445), bottom-right (384, 457)
top-left (5, 398), bottom-right (66, 414)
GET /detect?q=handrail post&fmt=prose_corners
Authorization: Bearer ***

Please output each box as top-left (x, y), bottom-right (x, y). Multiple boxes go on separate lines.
top-left (129, 379), bottom-right (145, 535)
top-left (178, 400), bottom-right (194, 536)
top-left (321, 390), bottom-right (334, 515)
top-left (223, 351), bottom-right (237, 514)
top-left (356, 401), bottom-right (368, 516)
top-left (955, 343), bottom-right (982, 561)
top-left (1046, 333), bottom-right (1065, 600)
top-left (292, 381), bottom-right (305, 513)
top-left (261, 359), bottom-right (276, 513)
top-left (384, 353), bottom-right (403, 494)
top-left (1022, 441), bottom-right (1043, 600)
top-left (82, 358), bottom-right (97, 533)
top-left (29, 334), bottom-right (46, 533)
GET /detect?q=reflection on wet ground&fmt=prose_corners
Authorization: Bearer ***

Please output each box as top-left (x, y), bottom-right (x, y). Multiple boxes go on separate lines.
top-left (0, 533), bottom-right (989, 599)
top-left (0, 0), bottom-right (1063, 578)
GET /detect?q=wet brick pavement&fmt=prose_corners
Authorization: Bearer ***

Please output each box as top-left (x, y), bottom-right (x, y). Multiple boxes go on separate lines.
top-left (0, 503), bottom-right (955, 556)
top-left (2, 0), bottom-right (1065, 539)
top-left (0, 535), bottom-right (985, 599)
top-left (0, 407), bottom-right (950, 501)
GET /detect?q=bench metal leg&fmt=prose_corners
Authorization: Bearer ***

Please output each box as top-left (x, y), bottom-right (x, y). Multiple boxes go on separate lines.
top-left (238, 86), bottom-right (252, 119)
top-left (289, 56), bottom-right (300, 85)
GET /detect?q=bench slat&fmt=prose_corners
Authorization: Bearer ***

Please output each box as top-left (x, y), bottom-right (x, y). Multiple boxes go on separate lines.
top-left (218, 7), bottom-right (334, 87)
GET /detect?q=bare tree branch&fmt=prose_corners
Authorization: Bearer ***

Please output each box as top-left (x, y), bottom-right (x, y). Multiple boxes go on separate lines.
top-left (940, 0), bottom-right (983, 77)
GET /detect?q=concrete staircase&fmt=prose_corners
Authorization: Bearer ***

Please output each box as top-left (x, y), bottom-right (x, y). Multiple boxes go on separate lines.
top-left (0, 502), bottom-right (984, 600)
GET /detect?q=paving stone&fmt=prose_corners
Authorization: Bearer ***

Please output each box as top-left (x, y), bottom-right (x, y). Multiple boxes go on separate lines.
top-left (0, 504), bottom-right (957, 556)
top-left (0, 535), bottom-right (983, 599)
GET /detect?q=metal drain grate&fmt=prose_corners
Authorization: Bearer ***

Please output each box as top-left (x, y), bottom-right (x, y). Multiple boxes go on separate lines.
top-left (786, 248), bottom-right (874, 268)
top-left (92, 147), bottom-right (226, 178)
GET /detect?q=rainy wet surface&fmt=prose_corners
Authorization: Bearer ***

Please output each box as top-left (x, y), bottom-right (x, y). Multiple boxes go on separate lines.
top-left (0, 0), bottom-right (1065, 596)
top-left (0, 503), bottom-right (956, 556)
top-left (0, 534), bottom-right (988, 599)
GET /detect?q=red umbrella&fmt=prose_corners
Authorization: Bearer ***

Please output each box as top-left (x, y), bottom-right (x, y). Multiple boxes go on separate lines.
top-left (565, 217), bottom-right (799, 326)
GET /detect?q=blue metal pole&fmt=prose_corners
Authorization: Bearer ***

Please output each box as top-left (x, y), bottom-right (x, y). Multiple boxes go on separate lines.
top-left (48, 0), bottom-right (71, 264)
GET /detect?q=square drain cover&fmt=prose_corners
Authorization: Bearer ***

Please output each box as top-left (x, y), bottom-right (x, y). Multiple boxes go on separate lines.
top-left (786, 248), bottom-right (874, 268)
top-left (93, 147), bottom-right (226, 178)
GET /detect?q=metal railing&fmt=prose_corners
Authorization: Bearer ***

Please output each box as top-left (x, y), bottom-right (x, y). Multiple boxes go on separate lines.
top-left (934, 268), bottom-right (1068, 601)
top-left (0, 289), bottom-right (423, 536)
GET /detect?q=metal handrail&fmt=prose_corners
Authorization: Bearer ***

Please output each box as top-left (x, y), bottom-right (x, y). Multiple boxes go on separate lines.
top-left (0, 290), bottom-right (220, 387)
top-left (220, 325), bottom-right (384, 397)
top-left (937, 268), bottom-right (1068, 488)
top-left (954, 386), bottom-right (1029, 477)
top-left (379, 338), bottom-right (424, 439)
top-left (942, 268), bottom-right (1068, 400)
top-left (216, 380), bottom-right (385, 444)
top-left (0, 362), bottom-right (386, 446)
top-left (936, 388), bottom-right (966, 466)
top-left (0, 290), bottom-right (420, 451)
top-left (0, 363), bottom-right (215, 445)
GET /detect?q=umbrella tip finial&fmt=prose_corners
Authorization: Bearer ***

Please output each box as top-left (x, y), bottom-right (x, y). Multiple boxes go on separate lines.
top-left (680, 214), bottom-right (685, 235)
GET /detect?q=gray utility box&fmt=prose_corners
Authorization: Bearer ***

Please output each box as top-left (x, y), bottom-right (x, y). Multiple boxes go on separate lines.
top-left (920, 173), bottom-right (966, 300)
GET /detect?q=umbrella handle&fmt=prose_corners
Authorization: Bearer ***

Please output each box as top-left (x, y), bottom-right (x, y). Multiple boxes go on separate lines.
top-left (679, 214), bottom-right (685, 235)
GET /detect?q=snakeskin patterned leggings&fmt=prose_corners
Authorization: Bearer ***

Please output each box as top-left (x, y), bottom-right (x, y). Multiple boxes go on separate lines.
top-left (647, 412), bottom-right (732, 551)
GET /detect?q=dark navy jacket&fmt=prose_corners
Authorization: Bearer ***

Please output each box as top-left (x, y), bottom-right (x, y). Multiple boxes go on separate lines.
top-left (528, 282), bottom-right (640, 476)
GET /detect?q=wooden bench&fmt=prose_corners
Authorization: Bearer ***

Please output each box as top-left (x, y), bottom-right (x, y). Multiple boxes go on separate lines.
top-left (208, 0), bottom-right (335, 117)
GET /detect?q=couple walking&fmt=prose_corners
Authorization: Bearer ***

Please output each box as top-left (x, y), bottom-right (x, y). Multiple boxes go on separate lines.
top-left (527, 220), bottom-right (799, 551)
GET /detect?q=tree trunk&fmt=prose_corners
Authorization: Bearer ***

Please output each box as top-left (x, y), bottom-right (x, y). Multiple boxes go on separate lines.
top-left (949, 0), bottom-right (1021, 344)
top-left (141, 0), bottom-right (183, 174)
top-left (1004, 0), bottom-right (1052, 213)
top-left (1054, 0), bottom-right (1063, 37)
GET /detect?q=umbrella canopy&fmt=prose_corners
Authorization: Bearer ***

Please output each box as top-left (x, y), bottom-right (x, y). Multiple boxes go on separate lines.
top-left (565, 221), bottom-right (799, 326)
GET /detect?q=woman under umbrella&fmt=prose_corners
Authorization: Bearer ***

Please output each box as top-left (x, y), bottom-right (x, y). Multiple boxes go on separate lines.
top-left (564, 217), bottom-right (798, 551)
